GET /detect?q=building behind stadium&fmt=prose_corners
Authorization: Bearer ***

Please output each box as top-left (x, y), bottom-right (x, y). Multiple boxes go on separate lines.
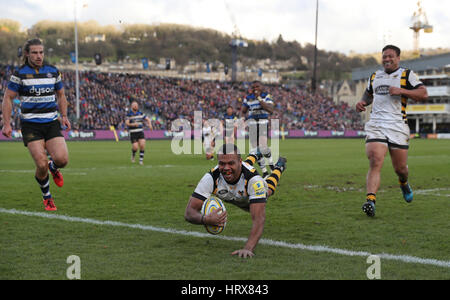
top-left (339, 52), bottom-right (450, 134)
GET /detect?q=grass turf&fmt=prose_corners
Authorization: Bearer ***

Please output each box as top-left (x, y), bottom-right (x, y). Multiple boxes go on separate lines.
top-left (0, 138), bottom-right (449, 280)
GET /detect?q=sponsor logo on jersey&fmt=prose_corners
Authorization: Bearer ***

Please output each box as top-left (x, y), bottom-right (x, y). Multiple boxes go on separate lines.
top-left (252, 181), bottom-right (266, 197)
top-left (374, 85), bottom-right (390, 95)
top-left (29, 86), bottom-right (55, 96)
top-left (218, 189), bottom-right (228, 195)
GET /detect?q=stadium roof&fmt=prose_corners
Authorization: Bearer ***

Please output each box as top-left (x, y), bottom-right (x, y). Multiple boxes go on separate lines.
top-left (352, 52), bottom-right (450, 81)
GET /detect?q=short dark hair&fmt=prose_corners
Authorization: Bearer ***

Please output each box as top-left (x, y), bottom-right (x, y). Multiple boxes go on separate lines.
top-left (382, 45), bottom-right (401, 56)
top-left (217, 143), bottom-right (241, 157)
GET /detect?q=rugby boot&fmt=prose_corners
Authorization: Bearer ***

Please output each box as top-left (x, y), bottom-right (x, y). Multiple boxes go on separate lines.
top-left (254, 148), bottom-right (263, 161)
top-left (43, 198), bottom-right (57, 211)
top-left (275, 157), bottom-right (287, 172)
top-left (48, 161), bottom-right (64, 187)
top-left (400, 182), bottom-right (413, 203)
top-left (362, 200), bottom-right (376, 217)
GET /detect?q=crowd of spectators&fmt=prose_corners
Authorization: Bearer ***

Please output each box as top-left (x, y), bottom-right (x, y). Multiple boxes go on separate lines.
top-left (0, 64), bottom-right (364, 132)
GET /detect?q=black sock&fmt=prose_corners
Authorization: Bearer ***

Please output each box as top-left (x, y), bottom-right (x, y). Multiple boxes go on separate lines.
top-left (36, 176), bottom-right (52, 199)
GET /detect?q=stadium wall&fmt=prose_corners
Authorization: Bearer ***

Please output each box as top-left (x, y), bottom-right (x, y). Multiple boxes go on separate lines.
top-left (2, 129), bottom-right (448, 142)
top-left (0, 129), bottom-right (365, 141)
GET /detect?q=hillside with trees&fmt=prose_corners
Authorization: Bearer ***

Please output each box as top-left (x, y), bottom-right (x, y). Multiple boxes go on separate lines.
top-left (0, 19), bottom-right (406, 81)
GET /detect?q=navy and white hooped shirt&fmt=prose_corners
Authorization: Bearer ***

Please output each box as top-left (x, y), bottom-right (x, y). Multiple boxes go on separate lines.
top-left (243, 92), bottom-right (273, 120)
top-left (126, 110), bottom-right (147, 133)
top-left (7, 63), bottom-right (63, 124)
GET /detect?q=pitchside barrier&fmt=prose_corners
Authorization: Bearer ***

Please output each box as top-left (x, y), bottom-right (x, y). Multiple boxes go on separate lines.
top-left (1, 129), bottom-right (448, 142)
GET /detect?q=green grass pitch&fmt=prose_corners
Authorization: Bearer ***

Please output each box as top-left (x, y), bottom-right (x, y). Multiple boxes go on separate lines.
top-left (0, 138), bottom-right (449, 280)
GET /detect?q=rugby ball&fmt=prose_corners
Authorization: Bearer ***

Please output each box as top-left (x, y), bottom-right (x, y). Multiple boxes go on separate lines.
top-left (201, 195), bottom-right (227, 235)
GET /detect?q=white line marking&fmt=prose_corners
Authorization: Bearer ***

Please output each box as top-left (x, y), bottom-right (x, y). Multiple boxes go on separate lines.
top-left (1, 207), bottom-right (449, 269)
top-left (303, 185), bottom-right (450, 197)
top-left (0, 170), bottom-right (87, 175)
top-left (415, 188), bottom-right (450, 197)
top-left (0, 164), bottom-right (178, 175)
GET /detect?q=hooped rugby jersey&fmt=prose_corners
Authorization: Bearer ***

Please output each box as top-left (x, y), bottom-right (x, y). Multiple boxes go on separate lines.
top-left (192, 162), bottom-right (268, 210)
top-left (366, 67), bottom-right (423, 123)
top-left (7, 63), bottom-right (63, 124)
top-left (243, 92), bottom-right (273, 120)
top-left (126, 110), bottom-right (147, 133)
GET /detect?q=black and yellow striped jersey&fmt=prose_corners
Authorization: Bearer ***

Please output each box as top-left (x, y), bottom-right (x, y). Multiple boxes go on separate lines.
top-left (366, 67), bottom-right (423, 123)
top-left (192, 162), bottom-right (267, 210)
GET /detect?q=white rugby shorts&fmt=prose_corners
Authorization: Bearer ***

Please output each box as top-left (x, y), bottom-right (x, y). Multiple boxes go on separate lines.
top-left (364, 120), bottom-right (410, 149)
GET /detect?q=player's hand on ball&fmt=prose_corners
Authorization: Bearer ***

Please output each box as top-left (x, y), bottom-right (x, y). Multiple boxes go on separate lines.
top-left (232, 249), bottom-right (254, 258)
top-left (206, 208), bottom-right (227, 226)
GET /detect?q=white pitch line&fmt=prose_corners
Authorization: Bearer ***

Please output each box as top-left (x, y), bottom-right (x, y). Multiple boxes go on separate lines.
top-left (0, 207), bottom-right (449, 269)
top-left (0, 170), bottom-right (87, 175)
top-left (415, 188), bottom-right (450, 197)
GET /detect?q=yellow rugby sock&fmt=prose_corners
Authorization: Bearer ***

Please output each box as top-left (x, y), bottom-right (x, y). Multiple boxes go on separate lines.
top-left (244, 154), bottom-right (257, 166)
top-left (366, 193), bottom-right (376, 203)
top-left (266, 169), bottom-right (282, 195)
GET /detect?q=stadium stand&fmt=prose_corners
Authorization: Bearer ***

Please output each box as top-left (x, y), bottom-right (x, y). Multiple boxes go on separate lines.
top-left (0, 65), bottom-right (364, 132)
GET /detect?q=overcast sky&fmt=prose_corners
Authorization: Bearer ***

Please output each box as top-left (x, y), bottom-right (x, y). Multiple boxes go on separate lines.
top-left (1, 0), bottom-right (449, 55)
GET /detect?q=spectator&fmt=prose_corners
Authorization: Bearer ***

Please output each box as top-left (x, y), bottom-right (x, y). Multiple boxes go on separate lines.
top-left (0, 65), bottom-right (364, 132)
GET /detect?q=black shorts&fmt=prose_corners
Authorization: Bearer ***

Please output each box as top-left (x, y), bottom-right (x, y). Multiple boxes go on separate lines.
top-left (130, 131), bottom-right (145, 143)
top-left (21, 120), bottom-right (63, 147)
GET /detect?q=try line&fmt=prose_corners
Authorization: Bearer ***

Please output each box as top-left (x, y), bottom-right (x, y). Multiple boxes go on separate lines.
top-left (1, 207), bottom-right (449, 269)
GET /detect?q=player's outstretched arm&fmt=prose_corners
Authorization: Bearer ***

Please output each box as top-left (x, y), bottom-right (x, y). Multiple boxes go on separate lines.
top-left (184, 196), bottom-right (227, 226)
top-left (232, 202), bottom-right (266, 258)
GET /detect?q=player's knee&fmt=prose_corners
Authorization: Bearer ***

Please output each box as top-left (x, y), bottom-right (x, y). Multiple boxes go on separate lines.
top-left (367, 153), bottom-right (384, 169)
top-left (54, 156), bottom-right (69, 168)
top-left (394, 165), bottom-right (408, 177)
top-left (60, 159), bottom-right (68, 168)
top-left (36, 159), bottom-right (49, 172)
